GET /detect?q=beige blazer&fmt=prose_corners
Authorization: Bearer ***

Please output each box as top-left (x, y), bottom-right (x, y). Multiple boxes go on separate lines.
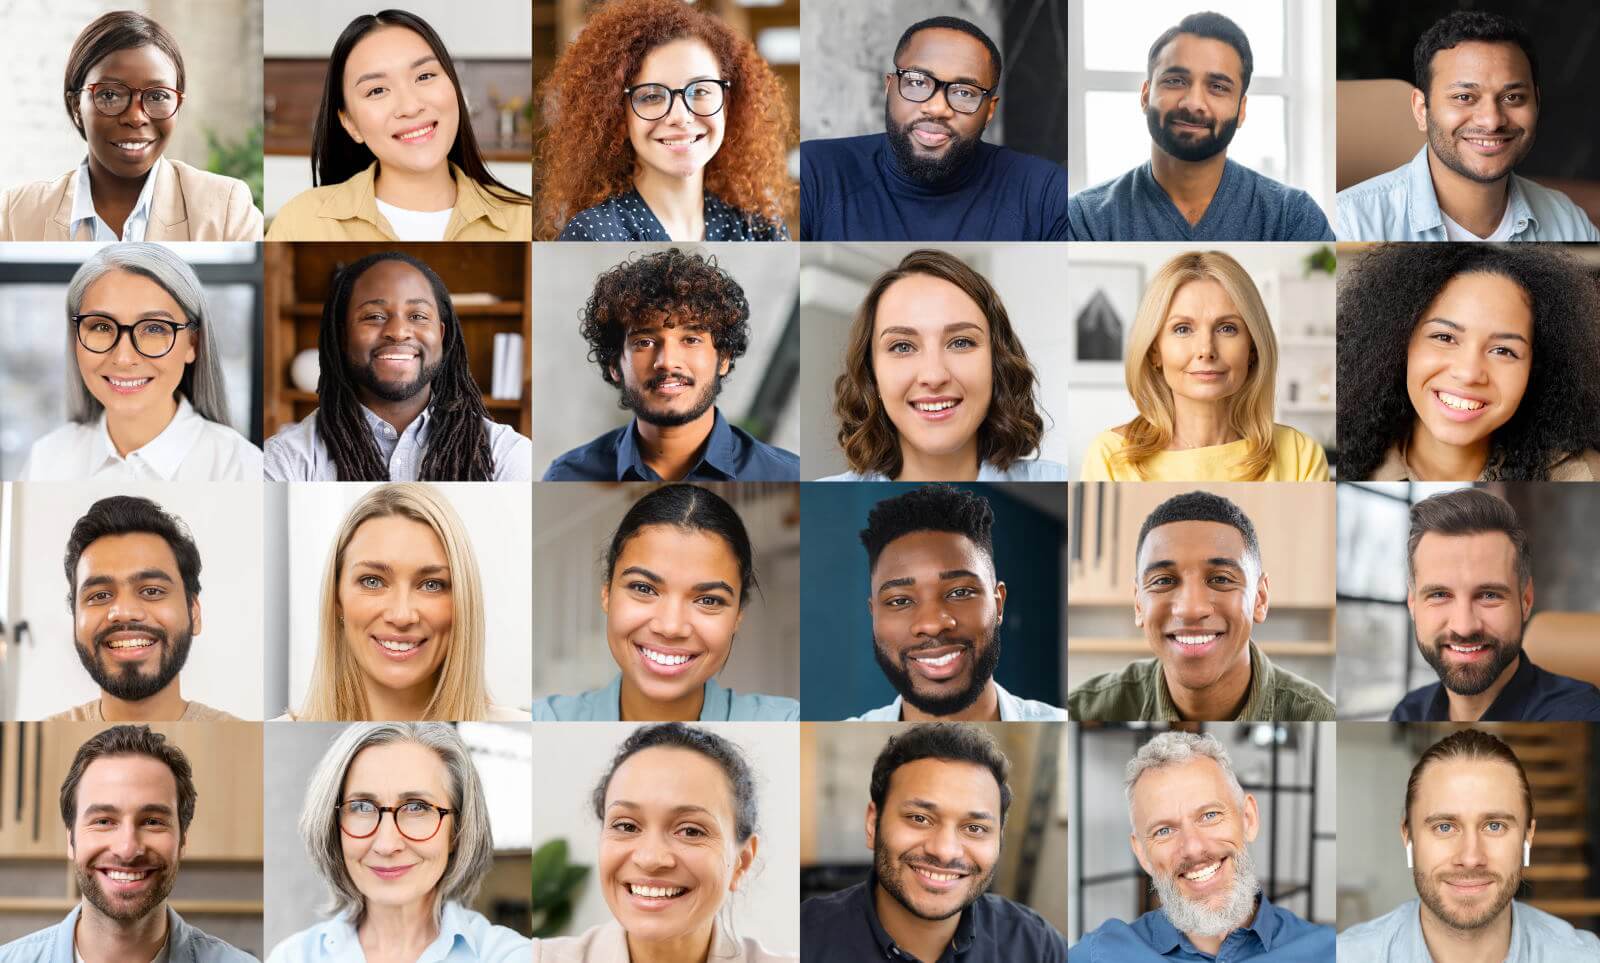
top-left (0, 158), bottom-right (262, 241)
top-left (537, 920), bottom-right (795, 963)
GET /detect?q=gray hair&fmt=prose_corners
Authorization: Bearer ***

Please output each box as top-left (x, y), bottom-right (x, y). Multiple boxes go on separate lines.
top-left (64, 242), bottom-right (232, 426)
top-left (298, 722), bottom-right (495, 926)
top-left (1124, 731), bottom-right (1246, 823)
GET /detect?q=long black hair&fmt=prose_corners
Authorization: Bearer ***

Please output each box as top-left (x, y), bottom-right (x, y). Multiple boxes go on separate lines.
top-left (604, 484), bottom-right (758, 608)
top-left (311, 10), bottom-right (529, 205)
top-left (316, 251), bottom-right (496, 481)
top-left (1337, 243), bottom-right (1600, 481)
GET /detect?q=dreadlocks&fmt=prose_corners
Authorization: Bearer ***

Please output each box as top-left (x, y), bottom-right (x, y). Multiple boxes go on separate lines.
top-left (315, 251), bottom-right (496, 481)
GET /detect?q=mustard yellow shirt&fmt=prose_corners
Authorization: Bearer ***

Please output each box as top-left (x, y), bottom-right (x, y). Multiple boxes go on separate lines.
top-left (266, 161), bottom-right (531, 241)
top-left (1080, 423), bottom-right (1329, 481)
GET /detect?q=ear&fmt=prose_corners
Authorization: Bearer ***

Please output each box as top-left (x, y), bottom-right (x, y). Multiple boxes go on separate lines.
top-left (1139, 80), bottom-right (1151, 112)
top-left (730, 833), bottom-right (758, 891)
top-left (338, 109), bottom-right (364, 145)
top-left (883, 73), bottom-right (894, 98)
top-left (993, 581), bottom-right (1006, 625)
top-left (189, 594), bottom-right (203, 637)
top-left (718, 354), bottom-right (731, 378)
top-left (1241, 793), bottom-right (1260, 844)
top-left (608, 363), bottom-right (622, 385)
top-left (1236, 93), bottom-right (1248, 128)
top-left (1410, 87), bottom-right (1428, 133)
top-left (982, 97), bottom-right (998, 126)
top-left (183, 327), bottom-right (198, 366)
top-left (601, 583), bottom-right (610, 615)
top-left (1133, 588), bottom-right (1145, 628)
top-left (1128, 832), bottom-right (1152, 877)
top-left (1521, 576), bottom-right (1535, 619)
top-left (864, 801), bottom-right (878, 853)
top-left (1405, 587), bottom-right (1416, 622)
top-left (1251, 571), bottom-right (1270, 624)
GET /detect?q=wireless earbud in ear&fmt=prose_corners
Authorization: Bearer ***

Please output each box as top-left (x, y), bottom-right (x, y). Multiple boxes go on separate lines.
top-left (1524, 840), bottom-right (1531, 868)
top-left (1405, 842), bottom-right (1413, 869)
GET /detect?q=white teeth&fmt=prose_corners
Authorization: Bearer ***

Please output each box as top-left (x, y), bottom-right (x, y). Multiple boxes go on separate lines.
top-left (378, 639), bottom-right (420, 652)
top-left (640, 647), bottom-right (691, 666)
top-left (397, 124), bottom-right (435, 141)
top-left (1436, 391), bottom-right (1485, 411)
top-left (105, 869), bottom-right (150, 881)
top-left (1449, 644), bottom-right (1485, 653)
top-left (629, 884), bottom-right (685, 898)
top-left (916, 867), bottom-right (962, 882)
top-left (114, 142), bottom-right (151, 150)
top-left (914, 400), bottom-right (958, 412)
top-left (658, 136), bottom-right (701, 145)
top-left (377, 353), bottom-right (415, 361)
top-left (108, 377), bottom-right (151, 388)
top-left (1184, 861), bottom-right (1222, 881)
top-left (1172, 634), bottom-right (1218, 646)
top-left (914, 651), bottom-right (960, 667)
top-left (1465, 138), bottom-right (1506, 147)
top-left (107, 637), bottom-right (155, 649)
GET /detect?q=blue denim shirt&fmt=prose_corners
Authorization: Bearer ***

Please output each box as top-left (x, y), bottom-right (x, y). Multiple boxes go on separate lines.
top-left (541, 409), bottom-right (798, 481)
top-left (0, 904), bottom-right (257, 963)
top-left (266, 902), bottom-right (529, 963)
top-left (1336, 145), bottom-right (1600, 242)
top-left (1070, 894), bottom-right (1333, 962)
top-left (531, 674), bottom-right (798, 721)
top-left (1338, 899), bottom-right (1600, 962)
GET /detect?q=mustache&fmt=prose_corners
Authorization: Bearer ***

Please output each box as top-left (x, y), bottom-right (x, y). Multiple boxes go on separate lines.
top-left (903, 854), bottom-right (979, 875)
top-left (1165, 108), bottom-right (1214, 129)
top-left (1172, 852), bottom-right (1231, 877)
top-left (901, 637), bottom-right (973, 658)
top-left (1432, 631), bottom-right (1502, 648)
top-left (1437, 870), bottom-right (1502, 886)
top-left (369, 341), bottom-right (425, 361)
top-left (646, 371), bottom-right (695, 390)
top-left (93, 622), bottom-right (169, 648)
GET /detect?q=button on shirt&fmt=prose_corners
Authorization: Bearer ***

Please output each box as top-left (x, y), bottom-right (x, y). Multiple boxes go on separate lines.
top-left (263, 406), bottom-right (533, 481)
top-left (848, 681), bottom-right (1067, 721)
top-left (542, 409), bottom-right (799, 481)
top-left (1390, 654), bottom-right (1600, 722)
top-left (1071, 894), bottom-right (1334, 963)
top-left (69, 155), bottom-right (163, 241)
top-left (801, 877), bottom-right (1068, 963)
top-left (20, 394), bottom-right (263, 481)
top-left (1336, 145), bottom-right (1600, 242)
top-left (1337, 899), bottom-right (1600, 962)
top-left (266, 901), bottom-right (529, 963)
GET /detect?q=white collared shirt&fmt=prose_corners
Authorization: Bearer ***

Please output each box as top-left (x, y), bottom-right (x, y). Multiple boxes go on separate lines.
top-left (69, 155), bottom-right (164, 241)
top-left (847, 681), bottom-right (1068, 721)
top-left (19, 394), bottom-right (263, 481)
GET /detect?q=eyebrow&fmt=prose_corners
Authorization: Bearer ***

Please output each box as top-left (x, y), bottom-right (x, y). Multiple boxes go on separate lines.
top-left (1423, 810), bottom-right (1520, 825)
top-left (82, 802), bottom-right (174, 818)
top-left (1140, 557), bottom-right (1244, 578)
top-left (691, 580), bottom-right (735, 595)
top-left (1445, 80), bottom-right (1531, 92)
top-left (351, 561), bottom-right (449, 577)
top-left (345, 789), bottom-right (442, 802)
top-left (619, 566), bottom-right (663, 584)
top-left (1420, 317), bottom-right (1529, 344)
top-left (79, 569), bottom-right (175, 592)
top-left (1166, 313), bottom-right (1244, 324)
top-left (1415, 580), bottom-right (1515, 596)
top-left (606, 801), bottom-right (719, 819)
top-left (902, 797), bottom-right (996, 822)
top-left (877, 321), bottom-right (985, 340)
top-left (900, 63), bottom-right (984, 87)
top-left (352, 54), bottom-right (439, 88)
top-left (1157, 65), bottom-right (1236, 86)
top-left (354, 297), bottom-right (435, 311)
top-left (79, 309), bottom-right (179, 322)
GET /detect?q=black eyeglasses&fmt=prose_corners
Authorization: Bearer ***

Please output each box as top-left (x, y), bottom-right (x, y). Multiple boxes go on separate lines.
top-left (335, 799), bottom-right (453, 842)
top-left (624, 79), bottom-right (731, 121)
top-left (73, 315), bottom-right (198, 358)
top-left (77, 82), bottom-right (184, 120)
top-left (890, 68), bottom-right (994, 114)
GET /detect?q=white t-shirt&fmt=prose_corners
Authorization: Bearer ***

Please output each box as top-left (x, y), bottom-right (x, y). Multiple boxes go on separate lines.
top-left (1443, 204), bottom-right (1516, 241)
top-left (19, 394), bottom-right (263, 481)
top-left (375, 198), bottom-right (452, 241)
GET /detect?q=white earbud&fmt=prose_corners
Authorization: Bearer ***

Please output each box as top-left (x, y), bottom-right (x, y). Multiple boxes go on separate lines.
top-left (1405, 842), bottom-right (1413, 869)
top-left (1524, 840), bottom-right (1531, 868)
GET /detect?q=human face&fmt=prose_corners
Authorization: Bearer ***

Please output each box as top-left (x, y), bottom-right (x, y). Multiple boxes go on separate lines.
top-left (1406, 757), bottom-right (1530, 932)
top-left (1128, 757), bottom-right (1260, 936)
top-left (868, 757), bottom-right (1001, 921)
top-left (1407, 531), bottom-right (1531, 697)
top-left (1142, 34), bottom-right (1246, 162)
top-left (69, 755), bottom-right (182, 925)
top-left (1153, 279), bottom-right (1253, 408)
top-left (74, 270), bottom-right (196, 424)
top-left (626, 39), bottom-right (726, 184)
top-left (1415, 41), bottom-right (1537, 185)
top-left (603, 526), bottom-right (743, 708)
top-left (73, 533), bottom-right (198, 704)
top-left (870, 530), bottom-right (1005, 717)
top-left (339, 741), bottom-right (454, 914)
top-left (344, 260), bottom-right (445, 405)
top-left (338, 516), bottom-right (453, 704)
top-left (1405, 272), bottom-right (1532, 454)
top-left (616, 318), bottom-right (729, 428)
top-left (75, 45), bottom-right (179, 181)
top-left (599, 747), bottom-right (756, 947)
top-left (338, 26), bottom-right (460, 179)
top-left (1134, 521), bottom-right (1267, 693)
top-left (883, 28), bottom-right (997, 183)
top-left (872, 274), bottom-right (994, 468)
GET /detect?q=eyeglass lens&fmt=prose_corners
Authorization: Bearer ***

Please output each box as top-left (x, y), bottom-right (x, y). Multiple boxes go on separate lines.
top-left (629, 81), bottom-right (725, 120)
top-left (338, 801), bottom-right (444, 841)
top-left (897, 72), bottom-right (986, 113)
top-left (87, 83), bottom-right (180, 119)
top-left (76, 317), bottom-right (181, 357)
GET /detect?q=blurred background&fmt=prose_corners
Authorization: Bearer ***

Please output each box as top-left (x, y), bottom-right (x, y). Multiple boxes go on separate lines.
top-left (531, 482), bottom-right (799, 703)
top-left (1070, 721), bottom-right (1334, 943)
top-left (799, 242), bottom-right (1071, 478)
top-left (0, 242), bottom-right (263, 478)
top-left (799, 481), bottom-right (1065, 720)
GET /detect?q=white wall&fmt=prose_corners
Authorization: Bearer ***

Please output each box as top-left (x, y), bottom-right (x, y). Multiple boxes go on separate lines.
top-left (1334, 723), bottom-right (1415, 931)
top-left (264, 1), bottom-right (532, 57)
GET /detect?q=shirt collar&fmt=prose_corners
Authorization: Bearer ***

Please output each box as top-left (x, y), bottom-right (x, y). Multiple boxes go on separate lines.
top-left (91, 394), bottom-right (206, 480)
top-left (875, 682), bottom-right (1020, 722)
top-left (71, 155), bottom-right (164, 240)
top-left (1152, 641), bottom-right (1267, 721)
top-left (319, 161), bottom-right (512, 237)
top-left (318, 902), bottom-right (480, 959)
top-left (860, 872), bottom-right (980, 956)
top-left (613, 409), bottom-right (736, 481)
top-left (360, 401), bottom-right (432, 439)
top-left (1147, 893), bottom-right (1276, 953)
top-left (1408, 145), bottom-right (1538, 236)
top-left (598, 674), bottom-right (734, 721)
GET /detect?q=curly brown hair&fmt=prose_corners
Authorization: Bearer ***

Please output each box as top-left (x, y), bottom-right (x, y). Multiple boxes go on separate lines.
top-left (534, 0), bottom-right (795, 240)
top-left (833, 250), bottom-right (1045, 478)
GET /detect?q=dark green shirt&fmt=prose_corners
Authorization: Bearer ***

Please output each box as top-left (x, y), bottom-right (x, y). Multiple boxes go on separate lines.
top-left (1068, 641), bottom-right (1335, 721)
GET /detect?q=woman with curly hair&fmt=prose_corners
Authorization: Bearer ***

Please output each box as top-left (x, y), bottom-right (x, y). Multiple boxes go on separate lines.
top-left (1081, 251), bottom-right (1329, 481)
top-left (822, 249), bottom-right (1064, 481)
top-left (536, 0), bottom-right (793, 241)
top-left (1338, 243), bottom-right (1600, 481)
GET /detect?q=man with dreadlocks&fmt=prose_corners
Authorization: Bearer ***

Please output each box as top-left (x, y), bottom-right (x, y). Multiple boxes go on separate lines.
top-left (543, 248), bottom-right (799, 481)
top-left (264, 251), bottom-right (532, 481)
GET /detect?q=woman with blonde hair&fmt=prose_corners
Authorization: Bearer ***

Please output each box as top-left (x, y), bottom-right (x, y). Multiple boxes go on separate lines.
top-left (281, 483), bottom-right (527, 721)
top-left (1080, 250), bottom-right (1328, 481)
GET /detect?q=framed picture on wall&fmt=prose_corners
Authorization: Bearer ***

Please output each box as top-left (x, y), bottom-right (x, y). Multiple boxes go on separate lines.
top-left (1066, 262), bottom-right (1143, 384)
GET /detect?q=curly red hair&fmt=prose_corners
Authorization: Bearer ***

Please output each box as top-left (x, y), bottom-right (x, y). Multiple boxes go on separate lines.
top-left (534, 0), bottom-right (795, 240)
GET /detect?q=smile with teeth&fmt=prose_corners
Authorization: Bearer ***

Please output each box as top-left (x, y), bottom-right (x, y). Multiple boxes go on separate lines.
top-left (396, 124), bottom-right (435, 141)
top-left (638, 644), bottom-right (696, 667)
top-left (1448, 643), bottom-right (1487, 653)
top-left (1183, 860), bottom-right (1222, 882)
top-left (376, 351), bottom-right (417, 361)
top-left (912, 865), bottom-right (965, 883)
top-left (1435, 390), bottom-right (1485, 411)
top-left (629, 883), bottom-right (686, 898)
top-left (1171, 633), bottom-right (1220, 647)
top-left (657, 134), bottom-right (705, 145)
top-left (376, 637), bottom-right (422, 652)
top-left (103, 868), bottom-right (154, 882)
top-left (106, 376), bottom-right (152, 388)
top-left (1463, 137), bottom-right (1510, 147)
top-left (114, 141), bottom-right (153, 150)
top-left (913, 650), bottom-right (961, 667)
top-left (106, 636), bottom-right (156, 650)
top-left (913, 399), bottom-right (959, 412)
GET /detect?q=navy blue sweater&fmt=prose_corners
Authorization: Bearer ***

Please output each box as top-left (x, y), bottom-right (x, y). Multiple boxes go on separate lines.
top-left (1068, 159), bottom-right (1334, 241)
top-left (801, 133), bottom-right (1069, 240)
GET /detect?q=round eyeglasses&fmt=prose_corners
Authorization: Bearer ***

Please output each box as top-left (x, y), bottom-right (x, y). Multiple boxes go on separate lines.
top-left (624, 79), bottom-right (731, 121)
top-left (77, 82), bottom-right (184, 120)
top-left (891, 68), bottom-right (993, 115)
top-left (335, 799), bottom-right (453, 842)
top-left (73, 315), bottom-right (198, 358)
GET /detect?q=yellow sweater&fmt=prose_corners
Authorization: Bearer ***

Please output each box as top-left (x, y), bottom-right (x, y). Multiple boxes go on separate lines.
top-left (1080, 424), bottom-right (1330, 481)
top-left (266, 161), bottom-right (530, 241)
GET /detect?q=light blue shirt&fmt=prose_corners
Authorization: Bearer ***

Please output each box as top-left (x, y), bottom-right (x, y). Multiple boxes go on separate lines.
top-left (264, 405), bottom-right (532, 481)
top-left (1071, 894), bottom-right (1333, 962)
top-left (0, 903), bottom-right (256, 962)
top-left (1338, 899), bottom-right (1600, 962)
top-left (532, 674), bottom-right (798, 721)
top-left (817, 458), bottom-right (1068, 482)
top-left (1337, 145), bottom-right (1600, 242)
top-left (848, 680), bottom-right (1066, 721)
top-left (69, 155), bottom-right (163, 241)
top-left (266, 901), bottom-right (528, 963)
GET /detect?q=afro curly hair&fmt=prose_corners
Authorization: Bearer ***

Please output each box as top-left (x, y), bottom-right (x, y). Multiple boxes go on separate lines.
top-left (858, 484), bottom-right (995, 574)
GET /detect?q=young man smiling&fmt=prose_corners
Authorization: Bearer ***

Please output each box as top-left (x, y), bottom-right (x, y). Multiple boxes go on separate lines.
top-left (1067, 491), bottom-right (1333, 722)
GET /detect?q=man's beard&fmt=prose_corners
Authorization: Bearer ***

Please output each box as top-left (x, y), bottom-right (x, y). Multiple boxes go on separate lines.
top-left (76, 853), bottom-right (177, 923)
top-left (1425, 112), bottom-right (1531, 185)
top-left (75, 620), bottom-right (193, 703)
top-left (874, 825), bottom-right (997, 921)
top-left (1153, 845), bottom-right (1261, 938)
top-left (885, 101), bottom-right (985, 185)
top-left (1419, 628), bottom-right (1522, 697)
top-left (872, 617), bottom-right (1001, 717)
top-left (350, 344), bottom-right (442, 402)
top-left (1415, 862), bottom-right (1518, 931)
top-left (1146, 104), bottom-right (1240, 163)
top-left (622, 370), bottom-right (722, 427)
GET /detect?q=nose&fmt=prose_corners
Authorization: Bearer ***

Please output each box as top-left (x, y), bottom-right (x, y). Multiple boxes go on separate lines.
top-left (1177, 82), bottom-right (1209, 115)
top-left (653, 337), bottom-right (680, 371)
top-left (369, 810), bottom-right (407, 855)
top-left (1196, 330), bottom-right (1218, 362)
top-left (1170, 579), bottom-right (1215, 623)
top-left (923, 820), bottom-right (965, 865)
top-left (121, 95), bottom-right (151, 127)
top-left (631, 830), bottom-right (677, 872)
top-left (382, 586), bottom-right (419, 627)
top-left (107, 592), bottom-right (148, 624)
top-left (1445, 596), bottom-right (1485, 639)
top-left (916, 346), bottom-right (951, 389)
top-left (107, 328), bottom-right (143, 365)
top-left (1173, 824), bottom-right (1213, 864)
top-left (1447, 351), bottom-right (1488, 385)
top-left (391, 82), bottom-right (424, 118)
top-left (108, 821), bottom-right (145, 862)
top-left (660, 88), bottom-right (695, 126)
top-left (379, 312), bottom-right (415, 342)
top-left (911, 600), bottom-right (957, 640)
top-left (1471, 97), bottom-right (1508, 131)
top-left (649, 598), bottom-right (693, 640)
top-left (1455, 828), bottom-right (1489, 868)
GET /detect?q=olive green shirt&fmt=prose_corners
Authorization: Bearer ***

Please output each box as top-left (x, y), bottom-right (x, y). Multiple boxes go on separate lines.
top-left (1067, 641), bottom-right (1335, 721)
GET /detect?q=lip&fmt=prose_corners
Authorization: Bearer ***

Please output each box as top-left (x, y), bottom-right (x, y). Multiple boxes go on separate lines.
top-left (911, 126), bottom-right (951, 148)
top-left (1443, 876), bottom-right (1495, 896)
top-left (1459, 134), bottom-right (1514, 156)
top-left (372, 635), bottom-right (427, 662)
top-left (111, 139), bottom-right (156, 158)
top-left (1177, 855), bottom-right (1230, 894)
top-left (1185, 369), bottom-right (1228, 381)
top-left (907, 862), bottom-right (969, 892)
top-left (96, 865), bottom-right (158, 894)
top-left (367, 863), bottom-right (417, 881)
top-left (1166, 629), bottom-right (1223, 658)
top-left (393, 122), bottom-right (437, 145)
top-left (624, 879), bottom-right (693, 910)
top-left (1170, 119), bottom-right (1211, 133)
top-left (102, 374), bottom-right (154, 395)
top-left (907, 645), bottom-right (967, 682)
top-left (634, 642), bottom-right (702, 677)
top-left (1430, 388), bottom-right (1490, 422)
top-left (654, 132), bottom-right (706, 154)
top-left (650, 377), bottom-right (693, 396)
top-left (909, 396), bottom-right (962, 422)
top-left (1441, 641), bottom-right (1494, 663)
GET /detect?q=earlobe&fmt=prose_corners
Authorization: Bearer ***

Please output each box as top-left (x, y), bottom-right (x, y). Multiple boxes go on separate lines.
top-left (337, 109), bottom-right (364, 145)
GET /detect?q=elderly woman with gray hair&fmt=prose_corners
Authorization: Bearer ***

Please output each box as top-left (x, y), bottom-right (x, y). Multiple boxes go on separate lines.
top-left (18, 241), bottom-right (261, 480)
top-left (267, 722), bottom-right (530, 962)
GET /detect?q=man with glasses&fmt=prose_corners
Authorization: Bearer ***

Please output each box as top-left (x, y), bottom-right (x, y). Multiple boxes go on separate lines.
top-left (1068, 11), bottom-right (1333, 241)
top-left (800, 15), bottom-right (1069, 241)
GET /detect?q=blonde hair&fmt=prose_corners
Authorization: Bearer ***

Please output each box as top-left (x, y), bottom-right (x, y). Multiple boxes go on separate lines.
top-left (1118, 251), bottom-right (1279, 480)
top-left (300, 484), bottom-right (491, 721)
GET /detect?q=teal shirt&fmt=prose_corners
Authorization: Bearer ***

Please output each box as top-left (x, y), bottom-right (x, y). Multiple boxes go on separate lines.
top-left (531, 674), bottom-right (798, 721)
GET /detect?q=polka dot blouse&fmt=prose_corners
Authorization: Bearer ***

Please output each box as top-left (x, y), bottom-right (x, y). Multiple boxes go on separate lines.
top-left (558, 188), bottom-right (788, 241)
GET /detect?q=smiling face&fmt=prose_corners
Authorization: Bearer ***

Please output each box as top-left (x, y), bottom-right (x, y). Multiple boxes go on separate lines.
top-left (338, 25), bottom-right (461, 180)
top-left (615, 316), bottom-right (730, 429)
top-left (626, 38), bottom-right (726, 184)
top-left (1405, 757), bottom-right (1530, 932)
top-left (603, 525), bottom-right (743, 711)
top-left (883, 28), bottom-right (997, 183)
top-left (339, 741), bottom-right (454, 914)
top-left (1142, 34), bottom-right (1246, 162)
top-left (1135, 521), bottom-right (1267, 698)
top-left (1416, 41), bottom-right (1537, 186)
top-left (599, 747), bottom-right (755, 947)
top-left (338, 515), bottom-right (454, 706)
top-left (1154, 279), bottom-right (1253, 408)
top-left (868, 757), bottom-right (1001, 921)
top-left (70, 754), bottom-right (182, 924)
top-left (75, 270), bottom-right (195, 422)
top-left (344, 259), bottom-right (446, 405)
top-left (73, 532), bottom-right (198, 704)
top-left (75, 45), bottom-right (179, 181)
top-left (1407, 530), bottom-right (1530, 697)
top-left (1405, 272), bottom-right (1533, 455)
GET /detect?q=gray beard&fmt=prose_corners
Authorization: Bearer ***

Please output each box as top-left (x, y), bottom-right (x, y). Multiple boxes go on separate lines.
top-left (1152, 846), bottom-right (1261, 938)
